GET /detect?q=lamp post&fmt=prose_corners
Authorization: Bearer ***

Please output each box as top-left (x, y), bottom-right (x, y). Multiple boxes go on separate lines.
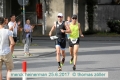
top-left (42, 0), bottom-right (46, 35)
top-left (23, 0), bottom-right (25, 28)
top-left (18, 0), bottom-right (29, 42)
top-left (73, 0), bottom-right (78, 15)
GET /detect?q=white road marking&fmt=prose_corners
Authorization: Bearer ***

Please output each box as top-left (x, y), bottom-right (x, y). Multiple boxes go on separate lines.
top-left (13, 61), bottom-right (21, 63)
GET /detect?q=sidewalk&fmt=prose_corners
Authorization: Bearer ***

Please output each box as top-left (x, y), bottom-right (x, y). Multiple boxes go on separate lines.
top-left (14, 46), bottom-right (55, 59)
top-left (32, 36), bottom-right (120, 41)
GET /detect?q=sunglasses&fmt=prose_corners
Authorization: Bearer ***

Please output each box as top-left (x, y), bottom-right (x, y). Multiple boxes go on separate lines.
top-left (58, 16), bottom-right (62, 18)
top-left (72, 18), bottom-right (77, 20)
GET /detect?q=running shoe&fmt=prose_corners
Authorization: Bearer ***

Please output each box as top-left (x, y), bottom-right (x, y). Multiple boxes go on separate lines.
top-left (73, 65), bottom-right (76, 71)
top-left (12, 54), bottom-right (17, 58)
top-left (28, 53), bottom-right (33, 56)
top-left (61, 58), bottom-right (65, 66)
top-left (58, 66), bottom-right (62, 71)
top-left (24, 53), bottom-right (29, 57)
top-left (24, 53), bottom-right (33, 57)
top-left (70, 58), bottom-right (73, 64)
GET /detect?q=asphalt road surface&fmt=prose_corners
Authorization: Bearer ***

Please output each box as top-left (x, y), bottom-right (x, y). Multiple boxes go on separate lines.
top-left (1, 40), bottom-right (120, 80)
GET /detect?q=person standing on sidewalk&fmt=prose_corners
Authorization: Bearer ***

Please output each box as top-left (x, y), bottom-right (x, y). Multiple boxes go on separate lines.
top-left (66, 16), bottom-right (72, 39)
top-left (8, 14), bottom-right (21, 58)
top-left (68, 15), bottom-right (84, 71)
top-left (0, 17), bottom-right (15, 80)
top-left (24, 19), bottom-right (34, 57)
top-left (49, 13), bottom-right (71, 71)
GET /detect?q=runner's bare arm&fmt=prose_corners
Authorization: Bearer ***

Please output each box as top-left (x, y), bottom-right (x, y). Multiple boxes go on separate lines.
top-left (65, 22), bottom-right (71, 33)
top-left (61, 22), bottom-right (71, 33)
top-left (78, 23), bottom-right (84, 37)
top-left (49, 22), bottom-right (56, 36)
top-left (65, 21), bottom-right (70, 34)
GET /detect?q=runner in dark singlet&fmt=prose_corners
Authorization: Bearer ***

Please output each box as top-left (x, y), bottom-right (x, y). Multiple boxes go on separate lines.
top-left (49, 13), bottom-right (71, 71)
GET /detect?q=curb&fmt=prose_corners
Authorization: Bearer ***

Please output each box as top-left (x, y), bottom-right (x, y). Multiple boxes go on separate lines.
top-left (33, 39), bottom-right (120, 41)
top-left (13, 51), bottom-right (56, 59)
top-left (32, 37), bottom-right (120, 41)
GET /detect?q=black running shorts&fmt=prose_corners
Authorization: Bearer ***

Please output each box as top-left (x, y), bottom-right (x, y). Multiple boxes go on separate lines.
top-left (68, 38), bottom-right (80, 47)
top-left (55, 38), bottom-right (66, 50)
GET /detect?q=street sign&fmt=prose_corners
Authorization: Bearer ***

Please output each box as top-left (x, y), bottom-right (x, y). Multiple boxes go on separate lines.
top-left (18, 0), bottom-right (29, 6)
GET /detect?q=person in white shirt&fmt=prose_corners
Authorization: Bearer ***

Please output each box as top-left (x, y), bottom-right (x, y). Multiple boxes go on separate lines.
top-left (0, 17), bottom-right (15, 80)
top-left (8, 14), bottom-right (20, 58)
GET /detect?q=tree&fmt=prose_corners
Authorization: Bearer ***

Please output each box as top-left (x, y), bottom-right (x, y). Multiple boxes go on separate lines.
top-left (86, 0), bottom-right (97, 33)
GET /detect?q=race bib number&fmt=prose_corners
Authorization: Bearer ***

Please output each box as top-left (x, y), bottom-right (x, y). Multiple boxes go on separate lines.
top-left (71, 39), bottom-right (78, 44)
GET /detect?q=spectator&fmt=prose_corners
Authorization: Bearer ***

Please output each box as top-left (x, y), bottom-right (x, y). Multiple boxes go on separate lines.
top-left (24, 19), bottom-right (34, 57)
top-left (8, 14), bottom-right (21, 58)
top-left (0, 17), bottom-right (15, 80)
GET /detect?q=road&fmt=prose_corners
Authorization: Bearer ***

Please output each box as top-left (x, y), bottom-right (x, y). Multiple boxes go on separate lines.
top-left (1, 40), bottom-right (120, 80)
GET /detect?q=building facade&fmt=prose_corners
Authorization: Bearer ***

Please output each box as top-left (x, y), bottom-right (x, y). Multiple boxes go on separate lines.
top-left (0, 0), bottom-right (84, 36)
top-left (0, 0), bottom-right (119, 36)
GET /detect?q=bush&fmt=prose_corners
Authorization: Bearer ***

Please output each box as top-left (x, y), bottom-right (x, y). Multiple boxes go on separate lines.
top-left (107, 19), bottom-right (120, 34)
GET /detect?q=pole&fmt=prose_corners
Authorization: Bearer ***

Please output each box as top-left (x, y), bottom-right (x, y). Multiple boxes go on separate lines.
top-left (42, 0), bottom-right (45, 35)
top-left (73, 0), bottom-right (78, 15)
top-left (23, 0), bottom-right (25, 28)
top-left (45, 12), bottom-right (47, 31)
top-left (73, 0), bottom-right (76, 14)
top-left (22, 1), bottom-right (26, 80)
top-left (73, 0), bottom-right (78, 20)
top-left (22, 61), bottom-right (27, 80)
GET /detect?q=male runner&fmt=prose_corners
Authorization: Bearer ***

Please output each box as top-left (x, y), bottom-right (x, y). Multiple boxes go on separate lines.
top-left (49, 13), bottom-right (71, 71)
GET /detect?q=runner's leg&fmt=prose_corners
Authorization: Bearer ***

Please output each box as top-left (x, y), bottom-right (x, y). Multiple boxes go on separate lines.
top-left (60, 39), bottom-right (66, 66)
top-left (61, 49), bottom-right (65, 66)
top-left (55, 39), bottom-right (62, 71)
top-left (69, 47), bottom-right (74, 64)
top-left (56, 45), bottom-right (62, 71)
top-left (73, 44), bottom-right (79, 70)
top-left (68, 39), bottom-right (74, 64)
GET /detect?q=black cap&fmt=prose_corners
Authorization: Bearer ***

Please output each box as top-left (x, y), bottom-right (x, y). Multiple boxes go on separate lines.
top-left (72, 15), bottom-right (77, 19)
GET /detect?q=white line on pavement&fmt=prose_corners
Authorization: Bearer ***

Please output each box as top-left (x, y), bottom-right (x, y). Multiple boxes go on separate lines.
top-left (13, 61), bottom-right (21, 63)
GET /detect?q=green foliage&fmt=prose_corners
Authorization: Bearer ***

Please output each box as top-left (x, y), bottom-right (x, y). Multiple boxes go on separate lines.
top-left (107, 19), bottom-right (120, 34)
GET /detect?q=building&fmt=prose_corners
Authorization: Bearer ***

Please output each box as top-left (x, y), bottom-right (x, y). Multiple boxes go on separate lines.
top-left (0, 0), bottom-right (119, 36)
top-left (0, 0), bottom-right (84, 36)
